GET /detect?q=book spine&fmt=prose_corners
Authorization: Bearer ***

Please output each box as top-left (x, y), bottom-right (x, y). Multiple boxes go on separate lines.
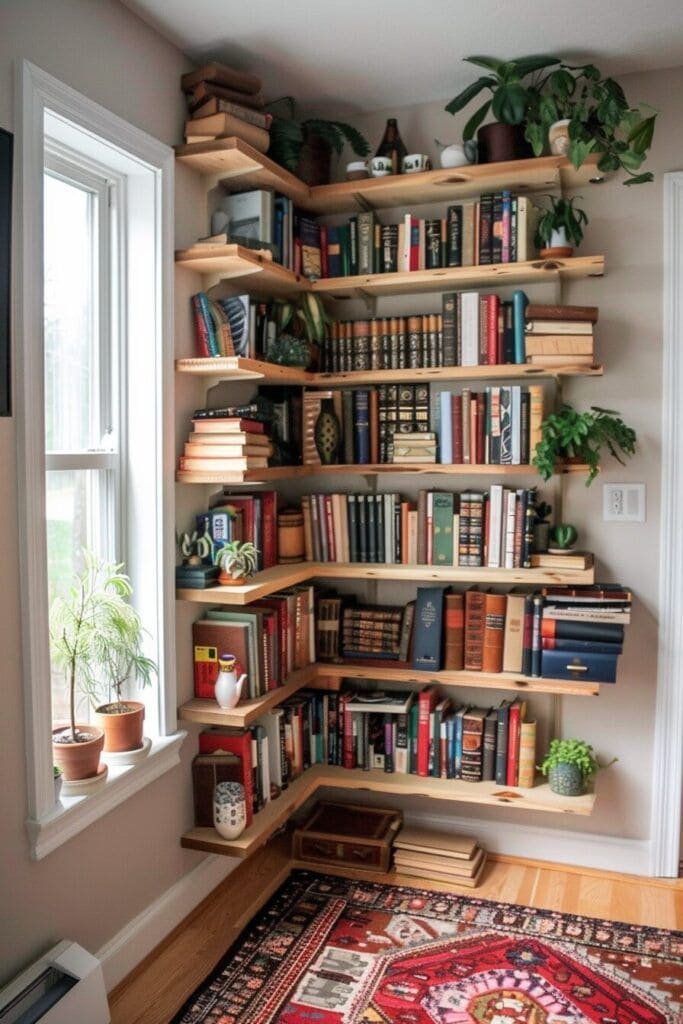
top-left (518, 720), bottom-right (537, 788)
top-left (447, 205), bottom-right (463, 266)
top-left (506, 703), bottom-right (523, 786)
top-left (417, 688), bottom-right (436, 777)
top-left (353, 389), bottom-right (370, 464)
top-left (495, 704), bottom-right (509, 785)
top-left (482, 593), bottom-right (507, 673)
top-left (464, 589), bottom-right (486, 671)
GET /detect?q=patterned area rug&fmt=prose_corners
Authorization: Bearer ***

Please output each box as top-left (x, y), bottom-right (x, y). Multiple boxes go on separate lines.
top-left (173, 870), bottom-right (683, 1024)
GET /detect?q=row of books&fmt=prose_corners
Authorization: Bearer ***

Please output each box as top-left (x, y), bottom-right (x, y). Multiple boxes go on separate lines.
top-left (192, 585), bottom-right (316, 700)
top-left (190, 293), bottom-right (251, 359)
top-left (300, 486), bottom-right (544, 569)
top-left (435, 385), bottom-right (543, 465)
top-left (182, 61), bottom-right (270, 154)
top-left (525, 303), bottom-right (599, 366)
top-left (194, 488), bottom-right (280, 571)
top-left (316, 584), bottom-right (631, 682)
top-left (178, 414), bottom-right (273, 474)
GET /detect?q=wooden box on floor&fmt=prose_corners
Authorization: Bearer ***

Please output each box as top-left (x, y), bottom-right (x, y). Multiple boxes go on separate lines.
top-left (394, 825), bottom-right (486, 888)
top-left (292, 802), bottom-right (402, 872)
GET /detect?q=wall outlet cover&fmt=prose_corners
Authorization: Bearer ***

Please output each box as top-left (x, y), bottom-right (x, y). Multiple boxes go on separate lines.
top-left (602, 483), bottom-right (646, 522)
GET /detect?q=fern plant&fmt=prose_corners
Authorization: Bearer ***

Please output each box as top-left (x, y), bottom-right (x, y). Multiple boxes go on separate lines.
top-left (266, 97), bottom-right (369, 176)
top-left (532, 404), bottom-right (637, 485)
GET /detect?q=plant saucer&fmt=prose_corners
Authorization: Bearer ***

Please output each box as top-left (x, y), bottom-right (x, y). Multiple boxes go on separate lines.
top-left (61, 762), bottom-right (108, 797)
top-left (546, 547), bottom-right (576, 555)
top-left (102, 735), bottom-right (152, 766)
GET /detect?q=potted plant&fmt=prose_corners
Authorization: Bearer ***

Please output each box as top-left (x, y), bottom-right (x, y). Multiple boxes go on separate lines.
top-left (266, 97), bottom-right (370, 185)
top-left (535, 196), bottom-right (589, 257)
top-left (266, 293), bottom-right (330, 368)
top-left (445, 54), bottom-right (560, 163)
top-left (532, 404), bottom-right (637, 485)
top-left (527, 62), bottom-right (657, 185)
top-left (549, 523), bottom-right (578, 552)
top-left (216, 540), bottom-right (259, 585)
top-left (540, 738), bottom-right (617, 796)
top-left (531, 500), bottom-right (552, 553)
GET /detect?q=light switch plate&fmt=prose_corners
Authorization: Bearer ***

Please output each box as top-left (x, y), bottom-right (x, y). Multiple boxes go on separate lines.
top-left (602, 483), bottom-right (646, 522)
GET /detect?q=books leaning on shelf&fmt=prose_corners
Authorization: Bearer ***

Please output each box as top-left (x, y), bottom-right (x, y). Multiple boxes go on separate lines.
top-left (179, 413), bottom-right (273, 473)
top-left (181, 61), bottom-right (269, 151)
top-left (191, 292), bottom-right (252, 358)
top-left (525, 303), bottom-right (599, 366)
top-left (314, 583), bottom-right (632, 682)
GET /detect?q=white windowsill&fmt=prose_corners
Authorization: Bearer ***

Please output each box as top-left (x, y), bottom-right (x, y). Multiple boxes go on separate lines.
top-left (26, 732), bottom-right (187, 860)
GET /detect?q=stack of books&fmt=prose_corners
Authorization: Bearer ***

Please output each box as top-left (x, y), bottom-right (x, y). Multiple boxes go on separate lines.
top-left (392, 432), bottom-right (437, 464)
top-left (525, 303), bottom-right (599, 367)
top-left (178, 406), bottom-right (273, 474)
top-left (540, 584), bottom-right (632, 683)
top-left (393, 826), bottom-right (486, 888)
top-left (197, 489), bottom-right (279, 571)
top-left (181, 61), bottom-right (271, 153)
top-left (342, 604), bottom-right (406, 662)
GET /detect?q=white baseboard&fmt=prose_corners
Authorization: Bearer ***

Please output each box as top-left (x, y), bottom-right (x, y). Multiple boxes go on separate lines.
top-left (96, 854), bottom-right (237, 991)
top-left (406, 808), bottom-right (652, 877)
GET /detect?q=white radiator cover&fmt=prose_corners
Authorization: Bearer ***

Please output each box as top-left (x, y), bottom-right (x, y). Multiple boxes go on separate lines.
top-left (0, 941), bottom-right (109, 1023)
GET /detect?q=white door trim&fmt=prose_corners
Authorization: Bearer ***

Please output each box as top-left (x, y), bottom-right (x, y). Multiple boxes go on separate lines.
top-left (650, 170), bottom-right (683, 876)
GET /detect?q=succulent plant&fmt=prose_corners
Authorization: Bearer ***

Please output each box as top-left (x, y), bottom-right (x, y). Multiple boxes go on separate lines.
top-left (215, 541), bottom-right (259, 580)
top-left (550, 523), bottom-right (578, 549)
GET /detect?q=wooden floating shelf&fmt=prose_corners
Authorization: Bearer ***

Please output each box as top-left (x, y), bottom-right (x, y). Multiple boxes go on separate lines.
top-left (175, 137), bottom-right (607, 215)
top-left (310, 256), bottom-right (605, 299)
top-left (175, 355), bottom-right (604, 387)
top-left (174, 243), bottom-right (304, 296)
top-left (181, 765), bottom-right (596, 858)
top-left (176, 462), bottom-right (588, 485)
top-left (179, 664), bottom-right (319, 728)
top-left (176, 560), bottom-right (595, 605)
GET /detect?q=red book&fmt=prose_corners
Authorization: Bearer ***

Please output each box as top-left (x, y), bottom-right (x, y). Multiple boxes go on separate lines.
top-left (410, 217), bottom-right (420, 271)
top-left (476, 392), bottom-right (486, 464)
top-left (254, 596), bottom-right (288, 682)
top-left (320, 225), bottom-right (329, 278)
top-left (417, 685), bottom-right (440, 777)
top-left (340, 692), bottom-right (355, 769)
top-left (452, 394), bottom-right (463, 464)
top-left (506, 699), bottom-right (525, 786)
top-left (261, 490), bottom-right (278, 568)
top-left (198, 728), bottom-right (254, 826)
top-left (486, 294), bottom-right (500, 364)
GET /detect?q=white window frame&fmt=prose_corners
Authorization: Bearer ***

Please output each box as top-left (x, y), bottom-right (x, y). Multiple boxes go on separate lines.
top-left (16, 60), bottom-right (182, 860)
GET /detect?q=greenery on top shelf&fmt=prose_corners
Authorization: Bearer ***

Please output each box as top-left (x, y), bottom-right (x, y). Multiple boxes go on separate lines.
top-left (266, 97), bottom-right (370, 177)
top-left (533, 405), bottom-right (637, 485)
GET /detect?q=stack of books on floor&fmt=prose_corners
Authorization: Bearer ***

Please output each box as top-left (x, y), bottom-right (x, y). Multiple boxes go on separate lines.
top-left (178, 406), bottom-right (273, 474)
top-left (181, 61), bottom-right (271, 153)
top-left (393, 826), bottom-right (486, 888)
top-left (524, 303), bottom-right (598, 366)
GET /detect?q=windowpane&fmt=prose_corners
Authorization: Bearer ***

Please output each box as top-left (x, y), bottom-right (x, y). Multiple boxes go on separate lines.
top-left (44, 173), bottom-right (97, 452)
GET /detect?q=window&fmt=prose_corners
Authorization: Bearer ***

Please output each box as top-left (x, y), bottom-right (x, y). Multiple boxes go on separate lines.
top-left (17, 62), bottom-right (179, 859)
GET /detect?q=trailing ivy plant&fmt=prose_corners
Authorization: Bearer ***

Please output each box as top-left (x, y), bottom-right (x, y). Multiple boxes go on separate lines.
top-left (526, 63), bottom-right (657, 185)
top-left (539, 738), bottom-right (616, 784)
top-left (535, 196), bottom-right (589, 249)
top-left (532, 404), bottom-right (637, 485)
top-left (445, 54), bottom-right (560, 140)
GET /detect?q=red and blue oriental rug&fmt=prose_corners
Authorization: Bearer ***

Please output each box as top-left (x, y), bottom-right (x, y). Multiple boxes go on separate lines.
top-left (173, 870), bottom-right (683, 1024)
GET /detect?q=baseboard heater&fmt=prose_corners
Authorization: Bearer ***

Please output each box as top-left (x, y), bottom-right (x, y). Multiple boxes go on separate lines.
top-left (0, 941), bottom-right (109, 1024)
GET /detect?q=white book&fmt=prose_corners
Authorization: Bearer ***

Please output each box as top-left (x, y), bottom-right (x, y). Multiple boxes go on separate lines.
top-left (504, 489), bottom-right (517, 569)
top-left (401, 213), bottom-right (412, 271)
top-left (515, 197), bottom-right (541, 262)
top-left (487, 484), bottom-right (504, 568)
top-left (262, 709), bottom-right (284, 790)
top-left (439, 390), bottom-right (453, 463)
top-left (220, 189), bottom-right (273, 245)
top-left (384, 494), bottom-right (394, 565)
top-left (460, 292), bottom-right (480, 365)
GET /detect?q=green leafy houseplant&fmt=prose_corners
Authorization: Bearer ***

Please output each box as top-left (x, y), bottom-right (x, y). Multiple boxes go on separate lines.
top-left (445, 55), bottom-right (560, 141)
top-left (540, 738), bottom-right (617, 796)
top-left (550, 523), bottom-right (578, 550)
top-left (266, 97), bottom-right (370, 183)
top-left (535, 196), bottom-right (589, 251)
top-left (216, 540), bottom-right (259, 581)
top-left (527, 62), bottom-right (657, 185)
top-left (532, 404), bottom-right (637, 485)
top-left (266, 293), bottom-right (331, 367)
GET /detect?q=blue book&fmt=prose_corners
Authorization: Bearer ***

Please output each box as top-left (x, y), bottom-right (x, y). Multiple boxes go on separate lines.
top-left (353, 390), bottom-right (371, 464)
top-left (541, 649), bottom-right (619, 683)
top-left (439, 390), bottom-right (453, 464)
top-left (512, 289), bottom-right (528, 364)
top-left (412, 586), bottom-right (445, 672)
top-left (454, 706), bottom-right (467, 779)
top-left (197, 292), bottom-right (220, 357)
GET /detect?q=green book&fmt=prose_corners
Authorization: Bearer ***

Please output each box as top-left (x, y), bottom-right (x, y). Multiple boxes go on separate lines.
top-left (357, 211), bottom-right (375, 275)
top-left (432, 491), bottom-right (455, 565)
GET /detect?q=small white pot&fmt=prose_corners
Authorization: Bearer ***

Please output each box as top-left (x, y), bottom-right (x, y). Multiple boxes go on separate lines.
top-left (438, 144), bottom-right (470, 168)
top-left (214, 781), bottom-right (246, 840)
top-left (549, 226), bottom-right (569, 248)
top-left (549, 118), bottom-right (571, 156)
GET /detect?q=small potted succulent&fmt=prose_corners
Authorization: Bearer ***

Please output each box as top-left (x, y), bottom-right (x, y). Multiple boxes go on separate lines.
top-left (535, 196), bottom-right (589, 257)
top-left (533, 404), bottom-right (637, 485)
top-left (532, 500), bottom-right (552, 553)
top-left (540, 738), bottom-right (617, 796)
top-left (216, 540), bottom-right (259, 585)
top-left (549, 523), bottom-right (578, 553)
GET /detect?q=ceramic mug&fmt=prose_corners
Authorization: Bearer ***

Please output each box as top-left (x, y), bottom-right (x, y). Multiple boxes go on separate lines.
top-left (369, 155), bottom-right (393, 177)
top-left (346, 160), bottom-right (369, 181)
top-left (402, 153), bottom-right (431, 174)
top-left (213, 781), bottom-right (246, 840)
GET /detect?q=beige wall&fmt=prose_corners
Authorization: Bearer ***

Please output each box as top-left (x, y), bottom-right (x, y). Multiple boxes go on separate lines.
top-left (0, 0), bottom-right (680, 986)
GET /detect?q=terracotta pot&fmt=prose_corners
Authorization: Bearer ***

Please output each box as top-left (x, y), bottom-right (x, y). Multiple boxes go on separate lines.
top-left (477, 122), bottom-right (532, 164)
top-left (94, 700), bottom-right (145, 753)
top-left (218, 572), bottom-right (248, 586)
top-left (52, 725), bottom-right (104, 781)
top-left (295, 131), bottom-right (332, 186)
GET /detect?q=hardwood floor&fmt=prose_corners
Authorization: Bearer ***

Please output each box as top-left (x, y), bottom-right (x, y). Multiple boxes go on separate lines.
top-left (108, 835), bottom-right (683, 1024)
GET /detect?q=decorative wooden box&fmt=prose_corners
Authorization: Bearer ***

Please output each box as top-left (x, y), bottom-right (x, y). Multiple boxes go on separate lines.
top-left (293, 801), bottom-right (402, 872)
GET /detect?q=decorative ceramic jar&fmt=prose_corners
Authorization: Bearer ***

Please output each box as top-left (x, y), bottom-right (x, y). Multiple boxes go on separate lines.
top-left (213, 781), bottom-right (247, 840)
top-left (214, 653), bottom-right (247, 710)
top-left (314, 398), bottom-right (341, 464)
top-left (278, 507), bottom-right (305, 563)
top-left (548, 763), bottom-right (585, 796)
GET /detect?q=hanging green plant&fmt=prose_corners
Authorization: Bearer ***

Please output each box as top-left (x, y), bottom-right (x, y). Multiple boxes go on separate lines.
top-left (532, 404), bottom-right (637, 485)
top-left (535, 196), bottom-right (589, 250)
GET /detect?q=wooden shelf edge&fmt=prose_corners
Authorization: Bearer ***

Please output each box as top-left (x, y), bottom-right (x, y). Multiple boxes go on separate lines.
top-left (179, 664), bottom-right (320, 728)
top-left (176, 463), bottom-right (590, 485)
top-left (181, 766), bottom-right (596, 857)
top-left (177, 559), bottom-right (595, 604)
top-left (174, 355), bottom-right (604, 386)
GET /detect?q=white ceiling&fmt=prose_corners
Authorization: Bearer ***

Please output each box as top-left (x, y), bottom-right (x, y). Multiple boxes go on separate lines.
top-left (121, 0), bottom-right (683, 114)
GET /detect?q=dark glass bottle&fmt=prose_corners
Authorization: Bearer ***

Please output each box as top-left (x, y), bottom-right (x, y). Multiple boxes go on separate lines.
top-left (375, 118), bottom-right (407, 175)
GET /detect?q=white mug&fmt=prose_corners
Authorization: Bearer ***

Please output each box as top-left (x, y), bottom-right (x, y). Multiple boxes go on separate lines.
top-left (402, 153), bottom-right (430, 174)
top-left (369, 155), bottom-right (393, 177)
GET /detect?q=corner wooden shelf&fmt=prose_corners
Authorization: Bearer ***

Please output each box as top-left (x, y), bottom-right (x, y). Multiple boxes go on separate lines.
top-left (176, 462), bottom-right (588, 485)
top-left (179, 664), bottom-right (319, 728)
top-left (181, 765), bottom-right (596, 858)
top-left (174, 136), bottom-right (607, 215)
top-left (174, 243), bottom-right (305, 295)
top-left (175, 355), bottom-right (604, 387)
top-left (310, 256), bottom-right (605, 299)
top-left (176, 560), bottom-right (595, 605)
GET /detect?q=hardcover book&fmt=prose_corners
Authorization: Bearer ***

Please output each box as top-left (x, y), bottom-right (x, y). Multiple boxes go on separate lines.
top-left (412, 587), bottom-right (445, 672)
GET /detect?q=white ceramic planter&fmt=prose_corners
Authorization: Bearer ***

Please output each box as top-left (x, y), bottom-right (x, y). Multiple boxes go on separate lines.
top-left (214, 781), bottom-right (246, 840)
